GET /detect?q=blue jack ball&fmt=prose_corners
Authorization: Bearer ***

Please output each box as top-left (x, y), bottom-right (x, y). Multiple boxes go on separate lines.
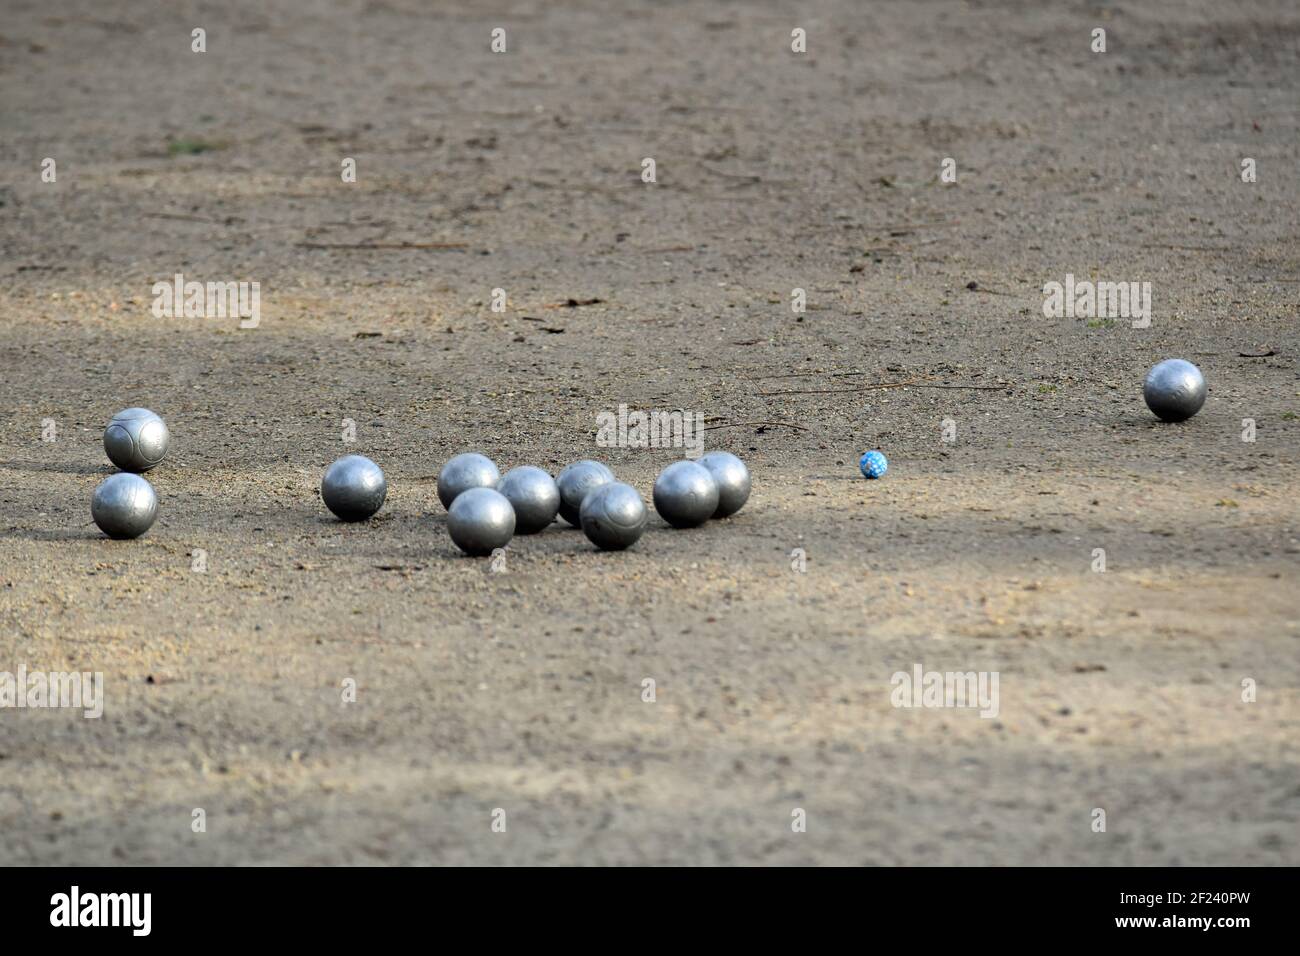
top-left (859, 450), bottom-right (888, 480)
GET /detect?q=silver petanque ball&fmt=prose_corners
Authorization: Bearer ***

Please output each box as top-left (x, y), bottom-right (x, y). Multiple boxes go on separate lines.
top-left (321, 455), bottom-right (387, 521)
top-left (91, 472), bottom-right (158, 539)
top-left (498, 465), bottom-right (560, 534)
top-left (103, 407), bottom-right (170, 472)
top-left (1143, 359), bottom-right (1207, 422)
top-left (653, 460), bottom-right (719, 528)
top-left (580, 482), bottom-right (647, 551)
top-left (447, 486), bottom-right (515, 556)
top-left (697, 451), bottom-right (751, 518)
top-left (556, 459), bottom-right (615, 526)
top-left (437, 453), bottom-right (500, 510)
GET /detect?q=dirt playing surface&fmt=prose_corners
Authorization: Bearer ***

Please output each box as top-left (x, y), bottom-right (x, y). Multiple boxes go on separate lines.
top-left (1, 0), bottom-right (1298, 865)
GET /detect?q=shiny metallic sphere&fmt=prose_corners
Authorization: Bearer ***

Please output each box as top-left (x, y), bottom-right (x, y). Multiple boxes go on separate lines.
top-left (653, 460), bottom-right (719, 528)
top-left (103, 407), bottom-right (170, 472)
top-left (498, 465), bottom-right (560, 534)
top-left (91, 472), bottom-right (158, 539)
top-left (580, 482), bottom-right (647, 550)
top-left (447, 486), bottom-right (515, 556)
top-left (697, 451), bottom-right (751, 518)
top-left (1144, 359), bottom-right (1207, 422)
top-left (556, 459), bottom-right (615, 526)
top-left (321, 455), bottom-right (387, 521)
top-left (437, 453), bottom-right (500, 510)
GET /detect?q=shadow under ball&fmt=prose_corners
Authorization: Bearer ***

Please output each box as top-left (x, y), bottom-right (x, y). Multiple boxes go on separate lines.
top-left (697, 451), bottom-right (751, 518)
top-left (1143, 359), bottom-right (1207, 422)
top-left (447, 486), bottom-right (515, 555)
top-left (321, 455), bottom-right (387, 521)
top-left (91, 472), bottom-right (158, 539)
top-left (437, 453), bottom-right (500, 510)
top-left (556, 460), bottom-right (614, 526)
top-left (653, 460), bottom-right (719, 528)
top-left (104, 407), bottom-right (169, 472)
top-left (498, 465), bottom-right (560, 534)
top-left (580, 482), bottom-right (647, 550)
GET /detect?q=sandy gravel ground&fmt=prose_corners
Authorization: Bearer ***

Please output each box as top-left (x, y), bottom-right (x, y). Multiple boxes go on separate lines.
top-left (1, 0), bottom-right (1297, 865)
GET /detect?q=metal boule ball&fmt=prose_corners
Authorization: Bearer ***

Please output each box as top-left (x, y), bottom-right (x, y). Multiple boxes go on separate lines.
top-left (653, 460), bottom-right (719, 528)
top-left (321, 455), bottom-right (387, 521)
top-left (556, 459), bottom-right (615, 526)
top-left (91, 472), bottom-right (158, 539)
top-left (103, 407), bottom-right (170, 472)
top-left (1143, 359), bottom-right (1207, 422)
top-left (580, 482), bottom-right (647, 550)
top-left (498, 465), bottom-right (560, 534)
top-left (447, 486), bottom-right (515, 556)
top-left (697, 451), bottom-right (751, 518)
top-left (437, 452), bottom-right (501, 510)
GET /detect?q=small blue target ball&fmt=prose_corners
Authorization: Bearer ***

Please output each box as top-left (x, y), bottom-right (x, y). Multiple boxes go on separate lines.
top-left (859, 450), bottom-right (888, 479)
